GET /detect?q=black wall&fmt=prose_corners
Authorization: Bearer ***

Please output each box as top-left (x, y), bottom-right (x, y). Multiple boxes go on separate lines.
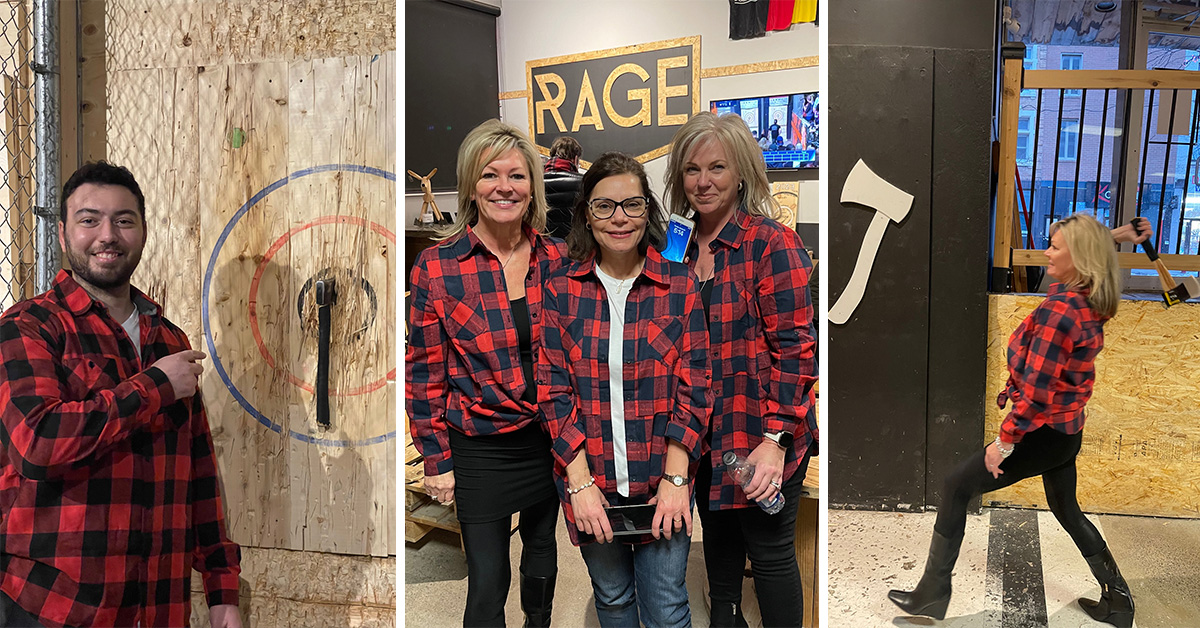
top-left (829, 1), bottom-right (995, 510)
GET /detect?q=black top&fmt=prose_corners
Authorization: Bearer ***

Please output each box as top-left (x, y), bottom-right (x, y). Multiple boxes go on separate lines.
top-left (700, 277), bottom-right (715, 325)
top-left (511, 297), bottom-right (537, 403)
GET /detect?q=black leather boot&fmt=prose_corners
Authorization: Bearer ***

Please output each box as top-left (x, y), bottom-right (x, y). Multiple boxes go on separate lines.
top-left (520, 569), bottom-right (555, 628)
top-left (708, 599), bottom-right (749, 628)
top-left (887, 529), bottom-right (963, 620)
top-left (1078, 546), bottom-right (1134, 628)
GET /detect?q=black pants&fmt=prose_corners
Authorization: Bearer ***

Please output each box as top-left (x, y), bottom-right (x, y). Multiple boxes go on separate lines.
top-left (459, 495), bottom-right (559, 627)
top-left (696, 450), bottom-right (812, 628)
top-left (0, 591), bottom-right (45, 628)
top-left (935, 426), bottom-right (1105, 556)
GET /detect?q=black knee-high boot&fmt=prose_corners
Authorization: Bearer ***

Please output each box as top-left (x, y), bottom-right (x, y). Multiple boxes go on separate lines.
top-left (520, 569), bottom-right (555, 628)
top-left (1078, 546), bottom-right (1134, 628)
top-left (887, 530), bottom-right (963, 620)
top-left (708, 600), bottom-right (749, 628)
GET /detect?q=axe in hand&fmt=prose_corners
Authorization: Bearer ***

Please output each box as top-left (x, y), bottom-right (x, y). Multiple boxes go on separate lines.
top-left (1131, 218), bottom-right (1200, 308)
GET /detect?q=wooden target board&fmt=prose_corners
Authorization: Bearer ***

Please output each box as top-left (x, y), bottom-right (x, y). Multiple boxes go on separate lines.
top-left (118, 52), bottom-right (396, 558)
top-left (985, 295), bottom-right (1200, 518)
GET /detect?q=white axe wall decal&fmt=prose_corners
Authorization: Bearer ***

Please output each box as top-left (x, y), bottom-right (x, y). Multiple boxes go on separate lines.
top-left (828, 159), bottom-right (915, 325)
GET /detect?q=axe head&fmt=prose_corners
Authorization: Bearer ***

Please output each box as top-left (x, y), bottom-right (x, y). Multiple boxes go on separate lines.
top-left (841, 159), bottom-right (914, 224)
top-left (1162, 276), bottom-right (1200, 308)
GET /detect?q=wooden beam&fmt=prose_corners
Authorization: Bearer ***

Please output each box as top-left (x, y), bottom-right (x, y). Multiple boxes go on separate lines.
top-left (59, 0), bottom-right (79, 176)
top-left (79, 0), bottom-right (105, 162)
top-left (992, 53), bottom-right (1023, 285)
top-left (1013, 249), bottom-right (1200, 272)
top-left (1024, 69), bottom-right (1200, 90)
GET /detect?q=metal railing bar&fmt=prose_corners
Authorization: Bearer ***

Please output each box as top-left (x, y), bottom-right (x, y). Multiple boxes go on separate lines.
top-left (1157, 88), bottom-right (1179, 251)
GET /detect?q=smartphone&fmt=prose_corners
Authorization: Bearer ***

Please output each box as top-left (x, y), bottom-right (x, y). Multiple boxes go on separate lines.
top-left (605, 503), bottom-right (658, 536)
top-left (662, 213), bottom-right (695, 263)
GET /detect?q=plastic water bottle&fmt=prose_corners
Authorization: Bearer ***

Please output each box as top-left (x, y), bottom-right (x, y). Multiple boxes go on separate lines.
top-left (723, 451), bottom-right (785, 514)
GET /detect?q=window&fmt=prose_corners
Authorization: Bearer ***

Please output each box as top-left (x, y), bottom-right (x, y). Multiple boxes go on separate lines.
top-left (1058, 119), bottom-right (1079, 161)
top-left (1061, 53), bottom-right (1083, 97)
top-left (1016, 113), bottom-right (1035, 162)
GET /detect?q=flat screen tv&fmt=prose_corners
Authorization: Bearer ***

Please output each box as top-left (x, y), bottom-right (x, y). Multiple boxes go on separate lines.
top-left (709, 92), bottom-right (818, 169)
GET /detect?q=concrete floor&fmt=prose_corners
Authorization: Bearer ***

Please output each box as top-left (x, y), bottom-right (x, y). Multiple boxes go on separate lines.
top-left (404, 517), bottom-right (770, 627)
top-left (829, 509), bottom-right (1200, 627)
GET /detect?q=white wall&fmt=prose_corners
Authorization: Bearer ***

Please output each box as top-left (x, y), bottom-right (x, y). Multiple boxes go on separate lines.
top-left (405, 0), bottom-right (819, 226)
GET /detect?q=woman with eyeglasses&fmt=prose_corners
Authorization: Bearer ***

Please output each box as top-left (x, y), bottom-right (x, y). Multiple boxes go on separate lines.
top-left (889, 213), bottom-right (1134, 627)
top-left (663, 112), bottom-right (817, 627)
top-left (539, 152), bottom-right (710, 628)
top-left (407, 119), bottom-right (568, 627)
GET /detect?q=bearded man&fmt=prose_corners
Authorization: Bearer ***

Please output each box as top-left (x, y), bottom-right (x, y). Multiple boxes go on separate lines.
top-left (0, 162), bottom-right (242, 628)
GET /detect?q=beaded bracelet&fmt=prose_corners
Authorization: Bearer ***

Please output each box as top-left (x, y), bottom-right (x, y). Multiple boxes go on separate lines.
top-left (993, 435), bottom-right (1014, 459)
top-left (567, 476), bottom-right (596, 495)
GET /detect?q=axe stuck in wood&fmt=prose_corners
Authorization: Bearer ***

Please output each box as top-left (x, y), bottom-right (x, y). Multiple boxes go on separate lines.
top-left (1131, 219), bottom-right (1200, 308)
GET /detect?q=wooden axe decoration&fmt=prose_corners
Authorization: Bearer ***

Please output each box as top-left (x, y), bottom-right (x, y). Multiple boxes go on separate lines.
top-left (1131, 219), bottom-right (1200, 308)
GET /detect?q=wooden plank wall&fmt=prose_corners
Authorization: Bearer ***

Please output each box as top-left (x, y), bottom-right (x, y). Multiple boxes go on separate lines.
top-left (985, 295), bottom-right (1200, 517)
top-left (98, 1), bottom-right (396, 625)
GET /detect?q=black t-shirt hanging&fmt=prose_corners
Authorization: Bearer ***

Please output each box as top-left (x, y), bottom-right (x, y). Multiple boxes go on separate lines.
top-left (730, 0), bottom-right (769, 40)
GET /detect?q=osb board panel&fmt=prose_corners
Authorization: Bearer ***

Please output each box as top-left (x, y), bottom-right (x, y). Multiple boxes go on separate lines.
top-left (189, 547), bottom-right (395, 628)
top-left (985, 295), bottom-right (1200, 518)
top-left (111, 68), bottom-right (202, 343)
top-left (106, 0), bottom-right (395, 71)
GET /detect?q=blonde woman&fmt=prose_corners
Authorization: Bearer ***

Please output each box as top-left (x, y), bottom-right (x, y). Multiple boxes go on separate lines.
top-left (664, 112), bottom-right (817, 627)
top-left (889, 213), bottom-right (1133, 628)
top-left (407, 119), bottom-right (569, 627)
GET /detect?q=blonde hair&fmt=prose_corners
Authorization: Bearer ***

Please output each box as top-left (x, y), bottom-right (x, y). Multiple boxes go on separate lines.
top-left (663, 112), bottom-right (781, 220)
top-left (438, 119), bottom-right (548, 240)
top-left (1049, 213), bottom-right (1121, 318)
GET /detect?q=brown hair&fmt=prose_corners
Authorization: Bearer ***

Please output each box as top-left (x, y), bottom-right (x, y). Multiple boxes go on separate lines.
top-left (565, 152), bottom-right (665, 262)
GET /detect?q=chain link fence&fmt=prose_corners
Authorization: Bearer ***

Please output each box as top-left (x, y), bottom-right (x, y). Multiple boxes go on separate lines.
top-left (0, 1), bottom-right (39, 312)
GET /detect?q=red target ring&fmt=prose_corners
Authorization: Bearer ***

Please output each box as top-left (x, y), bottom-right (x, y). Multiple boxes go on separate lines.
top-left (247, 215), bottom-right (396, 396)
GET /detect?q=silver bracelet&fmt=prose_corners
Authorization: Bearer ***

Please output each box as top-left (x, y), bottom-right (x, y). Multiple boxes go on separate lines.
top-left (993, 436), bottom-right (1014, 459)
top-left (567, 476), bottom-right (596, 495)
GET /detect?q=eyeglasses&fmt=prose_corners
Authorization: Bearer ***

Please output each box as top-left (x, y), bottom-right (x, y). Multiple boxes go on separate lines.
top-left (588, 196), bottom-right (648, 219)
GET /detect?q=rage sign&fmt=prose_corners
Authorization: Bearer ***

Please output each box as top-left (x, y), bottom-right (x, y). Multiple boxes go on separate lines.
top-left (526, 36), bottom-right (701, 164)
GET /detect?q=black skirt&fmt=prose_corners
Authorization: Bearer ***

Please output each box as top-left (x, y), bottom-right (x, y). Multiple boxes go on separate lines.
top-left (449, 424), bottom-right (557, 524)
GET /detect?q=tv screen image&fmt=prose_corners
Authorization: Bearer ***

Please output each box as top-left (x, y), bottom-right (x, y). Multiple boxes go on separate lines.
top-left (709, 92), bottom-right (818, 169)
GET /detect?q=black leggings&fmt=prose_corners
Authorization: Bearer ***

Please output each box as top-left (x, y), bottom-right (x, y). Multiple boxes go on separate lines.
top-left (935, 426), bottom-right (1105, 557)
top-left (696, 450), bottom-right (812, 628)
top-left (458, 495), bottom-right (559, 627)
top-left (0, 591), bottom-right (45, 627)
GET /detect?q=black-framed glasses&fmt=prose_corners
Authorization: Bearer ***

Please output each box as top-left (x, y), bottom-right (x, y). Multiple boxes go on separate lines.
top-left (588, 196), bottom-right (648, 219)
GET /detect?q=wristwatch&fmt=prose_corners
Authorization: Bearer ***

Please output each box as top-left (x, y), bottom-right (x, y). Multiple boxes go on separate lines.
top-left (661, 473), bottom-right (688, 487)
top-left (764, 431), bottom-right (794, 450)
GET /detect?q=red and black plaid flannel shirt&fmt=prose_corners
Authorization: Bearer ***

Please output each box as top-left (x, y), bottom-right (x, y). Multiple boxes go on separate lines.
top-left (543, 157), bottom-right (578, 174)
top-left (685, 207), bottom-right (818, 509)
top-left (0, 270), bottom-right (240, 628)
top-left (538, 248), bottom-right (711, 545)
top-left (997, 283), bottom-right (1106, 444)
top-left (406, 226), bottom-right (570, 476)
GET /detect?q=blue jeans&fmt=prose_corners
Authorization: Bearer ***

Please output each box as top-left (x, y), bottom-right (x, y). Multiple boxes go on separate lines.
top-left (579, 531), bottom-right (693, 628)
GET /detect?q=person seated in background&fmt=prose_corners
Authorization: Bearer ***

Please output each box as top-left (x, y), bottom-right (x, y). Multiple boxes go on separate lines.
top-left (544, 136), bottom-right (584, 239)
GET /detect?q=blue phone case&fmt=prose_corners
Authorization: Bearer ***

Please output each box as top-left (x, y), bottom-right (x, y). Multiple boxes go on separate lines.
top-left (662, 216), bottom-right (693, 263)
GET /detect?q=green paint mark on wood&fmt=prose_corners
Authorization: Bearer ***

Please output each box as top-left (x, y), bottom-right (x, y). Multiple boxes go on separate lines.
top-left (230, 127), bottom-right (246, 149)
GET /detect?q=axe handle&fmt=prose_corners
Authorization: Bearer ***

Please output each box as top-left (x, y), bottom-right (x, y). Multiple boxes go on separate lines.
top-left (1130, 219), bottom-right (1176, 291)
top-left (1154, 259), bottom-right (1178, 294)
top-left (1130, 218), bottom-right (1159, 262)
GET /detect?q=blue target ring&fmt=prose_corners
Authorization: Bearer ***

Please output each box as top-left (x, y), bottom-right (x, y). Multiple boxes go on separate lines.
top-left (202, 164), bottom-right (397, 447)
